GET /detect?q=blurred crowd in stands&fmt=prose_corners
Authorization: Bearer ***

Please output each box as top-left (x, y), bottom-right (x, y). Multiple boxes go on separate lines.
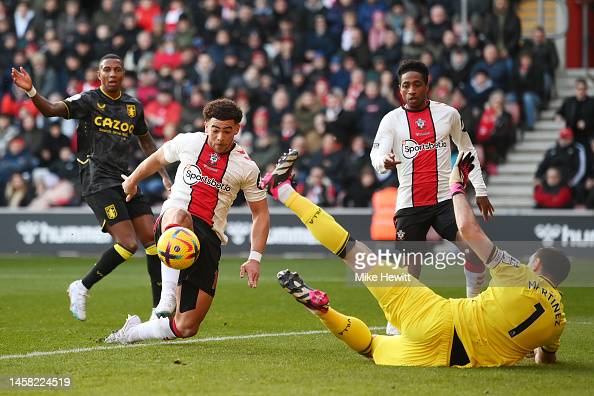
top-left (0, 0), bottom-right (590, 210)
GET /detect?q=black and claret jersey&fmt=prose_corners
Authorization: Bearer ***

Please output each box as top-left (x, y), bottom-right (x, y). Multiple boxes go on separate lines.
top-left (62, 88), bottom-right (148, 197)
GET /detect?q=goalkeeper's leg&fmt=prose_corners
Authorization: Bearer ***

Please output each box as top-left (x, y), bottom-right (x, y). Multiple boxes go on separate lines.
top-left (278, 270), bottom-right (373, 356)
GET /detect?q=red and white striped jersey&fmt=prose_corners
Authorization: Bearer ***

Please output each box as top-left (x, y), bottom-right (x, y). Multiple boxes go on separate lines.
top-left (161, 132), bottom-right (266, 244)
top-left (370, 101), bottom-right (487, 212)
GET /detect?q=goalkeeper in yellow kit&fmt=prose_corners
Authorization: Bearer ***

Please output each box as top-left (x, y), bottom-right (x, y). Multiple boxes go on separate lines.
top-left (261, 150), bottom-right (569, 367)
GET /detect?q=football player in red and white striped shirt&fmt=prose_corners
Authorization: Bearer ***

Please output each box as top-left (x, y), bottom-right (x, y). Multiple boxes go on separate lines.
top-left (106, 99), bottom-right (270, 344)
top-left (370, 60), bottom-right (494, 334)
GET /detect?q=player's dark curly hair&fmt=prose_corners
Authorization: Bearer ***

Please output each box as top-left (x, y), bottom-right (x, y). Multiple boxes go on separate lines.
top-left (534, 247), bottom-right (571, 285)
top-left (203, 98), bottom-right (243, 124)
top-left (397, 59), bottom-right (429, 85)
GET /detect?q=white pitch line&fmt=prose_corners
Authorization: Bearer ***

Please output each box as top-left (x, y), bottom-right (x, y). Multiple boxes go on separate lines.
top-left (0, 327), bottom-right (384, 361)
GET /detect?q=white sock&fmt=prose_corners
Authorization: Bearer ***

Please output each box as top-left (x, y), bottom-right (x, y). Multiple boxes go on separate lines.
top-left (464, 267), bottom-right (486, 298)
top-left (277, 183), bottom-right (294, 204)
top-left (128, 317), bottom-right (176, 342)
top-left (161, 264), bottom-right (179, 297)
top-left (386, 321), bottom-right (400, 336)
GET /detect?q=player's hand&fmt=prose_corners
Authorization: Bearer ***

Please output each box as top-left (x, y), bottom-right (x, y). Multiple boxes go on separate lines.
top-left (476, 196), bottom-right (494, 221)
top-left (11, 67), bottom-right (33, 91)
top-left (239, 259), bottom-right (260, 288)
top-left (121, 174), bottom-right (138, 202)
top-left (534, 347), bottom-right (556, 364)
top-left (383, 153), bottom-right (400, 170)
top-left (450, 151), bottom-right (475, 188)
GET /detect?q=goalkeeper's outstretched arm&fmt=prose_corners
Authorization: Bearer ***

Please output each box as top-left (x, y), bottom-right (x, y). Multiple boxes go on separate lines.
top-left (450, 152), bottom-right (494, 263)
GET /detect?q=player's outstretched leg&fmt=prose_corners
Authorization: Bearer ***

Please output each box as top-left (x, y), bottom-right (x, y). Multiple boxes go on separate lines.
top-left (278, 270), bottom-right (373, 356)
top-left (260, 150), bottom-right (352, 258)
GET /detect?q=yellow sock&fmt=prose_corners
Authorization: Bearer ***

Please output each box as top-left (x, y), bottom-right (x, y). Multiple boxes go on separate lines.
top-left (285, 192), bottom-right (350, 256)
top-left (318, 308), bottom-right (373, 356)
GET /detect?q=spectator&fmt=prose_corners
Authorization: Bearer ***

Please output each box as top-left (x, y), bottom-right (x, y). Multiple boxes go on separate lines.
top-left (28, 168), bottom-right (75, 209)
top-left (294, 91), bottom-right (321, 135)
top-left (534, 167), bottom-right (573, 209)
top-left (4, 172), bottom-right (32, 208)
top-left (324, 89), bottom-right (358, 146)
top-left (29, 53), bottom-right (58, 98)
top-left (523, 26), bottom-right (559, 100)
top-left (299, 166), bottom-right (336, 207)
top-left (446, 48), bottom-right (472, 90)
top-left (18, 114), bottom-right (44, 158)
top-left (356, 79), bottom-right (392, 144)
top-left (145, 89), bottom-right (182, 139)
top-left (306, 15), bottom-right (337, 60)
top-left (556, 78), bottom-right (594, 148)
top-left (0, 113), bottom-right (19, 157)
top-left (476, 90), bottom-right (515, 166)
top-left (13, 2), bottom-right (34, 41)
top-left (135, 0), bottom-right (161, 33)
top-left (374, 29), bottom-right (401, 68)
top-left (483, 0), bottom-right (522, 59)
top-left (368, 11), bottom-right (389, 53)
top-left (464, 69), bottom-right (495, 112)
top-left (310, 133), bottom-right (347, 188)
top-left (276, 113), bottom-right (300, 151)
top-left (0, 137), bottom-right (38, 187)
top-left (535, 128), bottom-right (587, 189)
top-left (470, 44), bottom-right (509, 91)
top-left (508, 52), bottom-right (545, 130)
top-left (425, 4), bottom-right (451, 47)
top-left (39, 121), bottom-right (71, 167)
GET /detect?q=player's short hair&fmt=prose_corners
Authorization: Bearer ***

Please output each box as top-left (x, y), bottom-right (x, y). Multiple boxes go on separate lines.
top-left (576, 78), bottom-right (587, 87)
top-left (534, 247), bottom-right (571, 285)
top-left (397, 59), bottom-right (429, 85)
top-left (203, 98), bottom-right (243, 124)
top-left (99, 53), bottom-right (123, 65)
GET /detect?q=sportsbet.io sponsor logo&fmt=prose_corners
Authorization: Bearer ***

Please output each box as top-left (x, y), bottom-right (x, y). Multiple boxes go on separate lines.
top-left (183, 164), bottom-right (231, 192)
top-left (401, 139), bottom-right (446, 159)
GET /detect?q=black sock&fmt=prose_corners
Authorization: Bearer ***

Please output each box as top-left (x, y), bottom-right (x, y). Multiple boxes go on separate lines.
top-left (146, 253), bottom-right (162, 307)
top-left (81, 245), bottom-right (131, 289)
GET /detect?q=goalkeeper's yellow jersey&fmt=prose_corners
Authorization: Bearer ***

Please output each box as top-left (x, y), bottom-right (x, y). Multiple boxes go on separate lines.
top-left (451, 248), bottom-right (566, 367)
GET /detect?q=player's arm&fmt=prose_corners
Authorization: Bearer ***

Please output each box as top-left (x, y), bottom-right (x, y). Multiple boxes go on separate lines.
top-left (137, 132), bottom-right (173, 192)
top-left (11, 67), bottom-right (68, 118)
top-left (370, 113), bottom-right (400, 173)
top-left (240, 198), bottom-right (270, 289)
top-left (450, 153), bottom-right (494, 263)
top-left (121, 147), bottom-right (169, 202)
top-left (449, 110), bottom-right (494, 220)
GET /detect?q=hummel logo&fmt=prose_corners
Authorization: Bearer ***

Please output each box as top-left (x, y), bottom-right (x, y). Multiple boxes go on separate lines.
top-left (97, 103), bottom-right (106, 110)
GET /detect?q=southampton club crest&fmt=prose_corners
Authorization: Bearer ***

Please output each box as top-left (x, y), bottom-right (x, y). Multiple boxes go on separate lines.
top-left (415, 118), bottom-right (426, 130)
top-left (208, 153), bottom-right (219, 166)
top-left (126, 104), bottom-right (136, 118)
top-left (396, 229), bottom-right (406, 240)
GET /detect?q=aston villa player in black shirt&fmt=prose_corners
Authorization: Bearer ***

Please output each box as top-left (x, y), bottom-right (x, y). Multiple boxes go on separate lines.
top-left (12, 54), bottom-right (172, 321)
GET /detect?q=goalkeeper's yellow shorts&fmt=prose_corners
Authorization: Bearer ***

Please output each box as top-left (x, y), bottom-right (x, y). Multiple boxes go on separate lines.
top-left (364, 267), bottom-right (456, 366)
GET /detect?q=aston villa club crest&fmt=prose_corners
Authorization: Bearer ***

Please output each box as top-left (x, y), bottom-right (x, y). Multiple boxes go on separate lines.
top-left (396, 229), bottom-right (406, 240)
top-left (126, 104), bottom-right (136, 118)
top-left (208, 153), bottom-right (219, 166)
top-left (415, 118), bottom-right (426, 129)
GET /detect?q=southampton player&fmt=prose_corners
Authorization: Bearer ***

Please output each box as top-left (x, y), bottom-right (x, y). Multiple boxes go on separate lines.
top-left (105, 99), bottom-right (269, 343)
top-left (263, 150), bottom-right (567, 367)
top-left (370, 60), bottom-right (494, 335)
top-left (11, 55), bottom-right (171, 321)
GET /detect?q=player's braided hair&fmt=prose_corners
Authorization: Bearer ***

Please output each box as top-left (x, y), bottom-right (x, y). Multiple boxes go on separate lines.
top-left (203, 98), bottom-right (243, 124)
top-left (397, 59), bottom-right (429, 85)
top-left (535, 247), bottom-right (571, 285)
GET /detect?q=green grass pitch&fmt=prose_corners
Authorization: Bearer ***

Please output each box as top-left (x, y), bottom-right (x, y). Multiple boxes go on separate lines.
top-left (0, 256), bottom-right (592, 395)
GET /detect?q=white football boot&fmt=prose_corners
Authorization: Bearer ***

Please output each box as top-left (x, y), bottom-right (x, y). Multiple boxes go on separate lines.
top-left (67, 280), bottom-right (89, 321)
top-left (104, 315), bottom-right (142, 344)
top-left (154, 292), bottom-right (176, 318)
